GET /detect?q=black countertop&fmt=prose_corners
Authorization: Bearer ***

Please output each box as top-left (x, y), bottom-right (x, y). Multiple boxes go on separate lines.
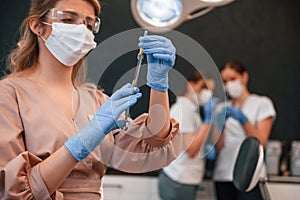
top-left (268, 175), bottom-right (300, 184)
top-left (105, 167), bottom-right (160, 177)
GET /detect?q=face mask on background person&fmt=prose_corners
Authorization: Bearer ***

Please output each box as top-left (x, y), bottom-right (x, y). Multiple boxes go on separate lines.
top-left (198, 89), bottom-right (212, 106)
top-left (40, 22), bottom-right (97, 66)
top-left (225, 79), bottom-right (244, 99)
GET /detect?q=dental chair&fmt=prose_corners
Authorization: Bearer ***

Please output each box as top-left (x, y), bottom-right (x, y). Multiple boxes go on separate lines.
top-left (233, 137), bottom-right (271, 200)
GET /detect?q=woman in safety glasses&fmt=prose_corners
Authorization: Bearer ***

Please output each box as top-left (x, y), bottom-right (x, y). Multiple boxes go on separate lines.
top-left (0, 0), bottom-right (181, 199)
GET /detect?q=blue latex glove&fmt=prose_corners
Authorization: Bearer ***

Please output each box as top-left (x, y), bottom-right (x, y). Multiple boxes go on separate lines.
top-left (65, 83), bottom-right (142, 161)
top-left (202, 98), bottom-right (217, 124)
top-left (215, 105), bottom-right (248, 132)
top-left (225, 106), bottom-right (248, 125)
top-left (138, 35), bottom-right (176, 92)
top-left (205, 144), bottom-right (217, 161)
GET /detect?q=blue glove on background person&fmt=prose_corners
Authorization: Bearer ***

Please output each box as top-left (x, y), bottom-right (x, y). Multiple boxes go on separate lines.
top-left (225, 106), bottom-right (248, 125)
top-left (138, 35), bottom-right (176, 92)
top-left (215, 105), bottom-right (248, 132)
top-left (205, 144), bottom-right (217, 161)
top-left (65, 83), bottom-right (142, 161)
top-left (202, 98), bottom-right (217, 124)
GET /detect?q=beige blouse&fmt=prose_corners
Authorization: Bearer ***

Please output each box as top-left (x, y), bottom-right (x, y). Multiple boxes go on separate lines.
top-left (0, 77), bottom-right (181, 200)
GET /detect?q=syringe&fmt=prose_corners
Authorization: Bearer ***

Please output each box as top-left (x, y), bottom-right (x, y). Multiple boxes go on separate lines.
top-left (132, 30), bottom-right (148, 89)
top-left (123, 30), bottom-right (148, 130)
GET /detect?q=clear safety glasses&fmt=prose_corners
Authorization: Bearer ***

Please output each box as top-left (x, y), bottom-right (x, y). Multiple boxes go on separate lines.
top-left (46, 8), bottom-right (101, 33)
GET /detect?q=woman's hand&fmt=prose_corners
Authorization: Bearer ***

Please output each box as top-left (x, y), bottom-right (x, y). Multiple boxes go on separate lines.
top-left (215, 105), bottom-right (248, 132)
top-left (202, 98), bottom-right (217, 124)
top-left (65, 83), bottom-right (142, 161)
top-left (225, 106), bottom-right (248, 125)
top-left (139, 35), bottom-right (176, 92)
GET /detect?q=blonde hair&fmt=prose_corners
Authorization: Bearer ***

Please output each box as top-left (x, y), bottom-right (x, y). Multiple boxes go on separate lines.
top-left (6, 0), bottom-right (101, 85)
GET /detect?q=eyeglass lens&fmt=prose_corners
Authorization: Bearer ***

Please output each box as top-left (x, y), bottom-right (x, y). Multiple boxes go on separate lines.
top-left (51, 9), bottom-right (100, 33)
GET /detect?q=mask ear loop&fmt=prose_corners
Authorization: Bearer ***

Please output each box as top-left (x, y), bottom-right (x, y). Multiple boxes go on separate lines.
top-left (38, 22), bottom-right (52, 42)
top-left (38, 32), bottom-right (46, 42)
top-left (42, 21), bottom-right (52, 26)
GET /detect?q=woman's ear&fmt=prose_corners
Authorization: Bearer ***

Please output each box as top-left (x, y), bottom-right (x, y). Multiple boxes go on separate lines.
top-left (242, 72), bottom-right (249, 85)
top-left (198, 79), bottom-right (205, 90)
top-left (29, 17), bottom-right (44, 36)
top-left (194, 79), bottom-right (205, 94)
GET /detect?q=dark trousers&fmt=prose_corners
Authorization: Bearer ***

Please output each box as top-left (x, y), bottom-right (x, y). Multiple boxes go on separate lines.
top-left (214, 181), bottom-right (263, 200)
top-left (158, 170), bottom-right (199, 200)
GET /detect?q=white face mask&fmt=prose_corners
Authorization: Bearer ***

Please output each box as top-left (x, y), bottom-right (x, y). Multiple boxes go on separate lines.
top-left (198, 89), bottom-right (212, 106)
top-left (225, 79), bottom-right (244, 99)
top-left (41, 22), bottom-right (97, 66)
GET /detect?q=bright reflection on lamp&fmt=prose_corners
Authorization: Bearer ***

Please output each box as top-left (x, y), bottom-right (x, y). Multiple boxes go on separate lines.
top-left (137, 0), bottom-right (183, 27)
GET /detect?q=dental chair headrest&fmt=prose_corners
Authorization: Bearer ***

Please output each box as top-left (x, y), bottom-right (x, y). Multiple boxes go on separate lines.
top-left (233, 137), bottom-right (264, 192)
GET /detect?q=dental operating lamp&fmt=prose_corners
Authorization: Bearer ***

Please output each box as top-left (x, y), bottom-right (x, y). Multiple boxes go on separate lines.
top-left (131, 0), bottom-right (235, 32)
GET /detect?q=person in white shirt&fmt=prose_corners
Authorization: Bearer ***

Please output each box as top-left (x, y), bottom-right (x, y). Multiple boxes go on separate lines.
top-left (213, 60), bottom-right (276, 200)
top-left (158, 71), bottom-right (215, 200)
